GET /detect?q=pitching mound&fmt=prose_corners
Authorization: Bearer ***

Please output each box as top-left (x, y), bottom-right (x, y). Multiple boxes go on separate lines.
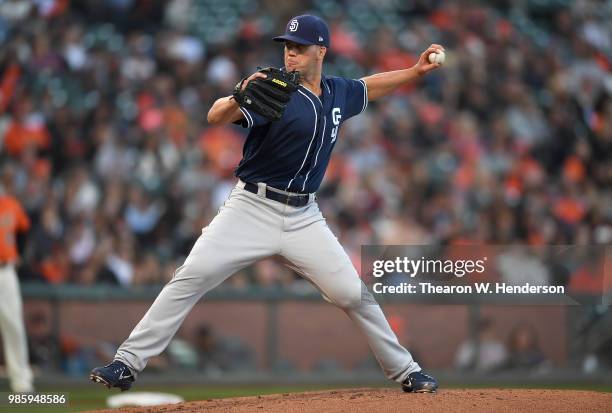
top-left (88, 388), bottom-right (611, 413)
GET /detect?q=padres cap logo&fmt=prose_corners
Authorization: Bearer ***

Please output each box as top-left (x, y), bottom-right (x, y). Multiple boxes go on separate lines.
top-left (289, 19), bottom-right (299, 32)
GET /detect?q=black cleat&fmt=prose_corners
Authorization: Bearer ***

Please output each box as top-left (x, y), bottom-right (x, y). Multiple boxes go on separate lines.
top-left (89, 360), bottom-right (135, 391)
top-left (402, 371), bottom-right (438, 393)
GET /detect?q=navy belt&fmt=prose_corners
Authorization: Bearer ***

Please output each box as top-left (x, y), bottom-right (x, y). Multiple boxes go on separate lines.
top-left (243, 182), bottom-right (310, 207)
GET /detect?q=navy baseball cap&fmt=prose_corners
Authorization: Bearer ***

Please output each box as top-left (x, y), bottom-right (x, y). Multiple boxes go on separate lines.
top-left (273, 15), bottom-right (330, 48)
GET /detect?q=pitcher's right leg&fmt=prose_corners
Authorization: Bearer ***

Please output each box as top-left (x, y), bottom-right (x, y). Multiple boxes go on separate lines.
top-left (92, 186), bottom-right (282, 389)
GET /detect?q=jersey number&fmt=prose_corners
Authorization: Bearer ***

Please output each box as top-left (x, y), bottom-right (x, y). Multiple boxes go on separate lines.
top-left (331, 107), bottom-right (341, 143)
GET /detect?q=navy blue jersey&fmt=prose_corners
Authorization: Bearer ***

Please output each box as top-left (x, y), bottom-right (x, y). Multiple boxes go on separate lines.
top-left (234, 74), bottom-right (368, 194)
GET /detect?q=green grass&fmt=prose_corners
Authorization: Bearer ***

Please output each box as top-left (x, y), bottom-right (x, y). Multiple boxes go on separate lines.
top-left (3, 382), bottom-right (611, 413)
top-left (2, 384), bottom-right (352, 413)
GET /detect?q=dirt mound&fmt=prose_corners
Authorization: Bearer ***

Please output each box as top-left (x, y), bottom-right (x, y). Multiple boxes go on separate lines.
top-left (87, 388), bottom-right (611, 413)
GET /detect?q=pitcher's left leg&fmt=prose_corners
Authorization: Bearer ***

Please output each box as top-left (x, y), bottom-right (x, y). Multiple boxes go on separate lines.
top-left (280, 211), bottom-right (420, 383)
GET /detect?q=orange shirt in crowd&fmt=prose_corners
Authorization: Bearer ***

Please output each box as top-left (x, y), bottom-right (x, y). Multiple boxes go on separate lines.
top-left (0, 194), bottom-right (30, 262)
top-left (0, 63), bottom-right (21, 113)
top-left (3, 120), bottom-right (51, 157)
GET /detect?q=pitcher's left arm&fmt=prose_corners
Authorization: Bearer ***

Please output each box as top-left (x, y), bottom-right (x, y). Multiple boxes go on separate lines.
top-left (361, 44), bottom-right (445, 101)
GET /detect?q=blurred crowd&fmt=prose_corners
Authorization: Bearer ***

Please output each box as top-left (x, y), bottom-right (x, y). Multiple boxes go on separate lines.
top-left (22, 310), bottom-right (256, 376)
top-left (22, 307), bottom-right (556, 377)
top-left (454, 318), bottom-right (550, 373)
top-left (0, 0), bottom-right (610, 288)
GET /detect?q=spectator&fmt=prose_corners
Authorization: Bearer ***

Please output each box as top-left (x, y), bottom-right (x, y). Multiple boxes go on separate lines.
top-left (193, 324), bottom-right (255, 373)
top-left (455, 319), bottom-right (507, 372)
top-left (505, 322), bottom-right (548, 370)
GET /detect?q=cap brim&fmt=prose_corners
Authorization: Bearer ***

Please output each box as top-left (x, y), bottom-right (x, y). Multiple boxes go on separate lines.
top-left (272, 35), bottom-right (314, 45)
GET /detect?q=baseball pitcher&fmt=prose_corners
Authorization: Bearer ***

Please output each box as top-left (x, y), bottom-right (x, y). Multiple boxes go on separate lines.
top-left (91, 14), bottom-right (443, 393)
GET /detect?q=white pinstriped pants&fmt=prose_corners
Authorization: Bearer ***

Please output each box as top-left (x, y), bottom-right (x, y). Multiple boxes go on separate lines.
top-left (115, 181), bottom-right (420, 382)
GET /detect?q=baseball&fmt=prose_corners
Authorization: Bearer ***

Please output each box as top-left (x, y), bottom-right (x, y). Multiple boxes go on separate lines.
top-left (428, 50), bottom-right (445, 65)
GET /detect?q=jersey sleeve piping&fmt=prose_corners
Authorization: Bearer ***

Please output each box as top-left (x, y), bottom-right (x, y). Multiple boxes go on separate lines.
top-left (358, 79), bottom-right (368, 114)
top-left (239, 107), bottom-right (254, 128)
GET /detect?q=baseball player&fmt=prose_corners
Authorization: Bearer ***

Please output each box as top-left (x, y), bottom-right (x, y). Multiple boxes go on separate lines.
top-left (91, 14), bottom-right (443, 393)
top-left (0, 182), bottom-right (35, 393)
